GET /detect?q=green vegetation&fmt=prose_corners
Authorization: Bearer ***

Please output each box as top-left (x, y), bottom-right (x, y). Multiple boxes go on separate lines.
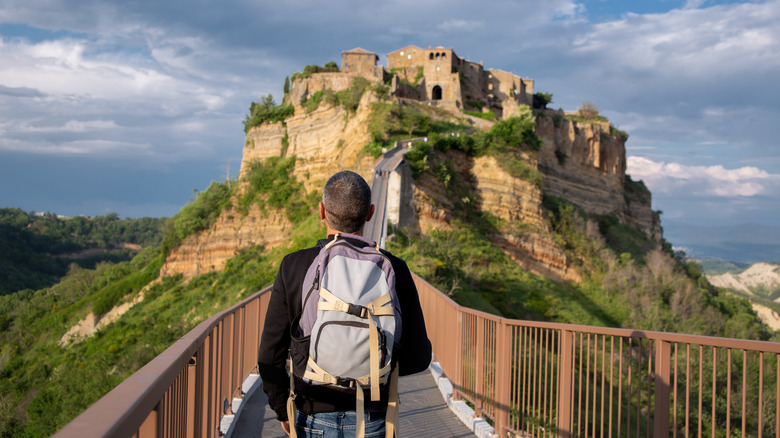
top-left (299, 77), bottom-right (371, 114)
top-left (388, 227), bottom-right (619, 325)
top-left (532, 91), bottom-right (553, 109)
top-left (0, 155), bottom-right (326, 437)
top-left (564, 112), bottom-right (608, 124)
top-left (363, 101), bottom-right (471, 158)
top-left (0, 209), bottom-right (165, 295)
top-left (239, 156), bottom-right (319, 223)
top-left (624, 174), bottom-right (651, 205)
top-left (402, 105), bottom-right (542, 186)
top-left (161, 181), bottom-right (233, 256)
top-left (388, 66), bottom-right (424, 87)
top-left (463, 109), bottom-right (497, 121)
top-left (242, 94), bottom-right (294, 133)
top-left (290, 61), bottom-right (340, 82)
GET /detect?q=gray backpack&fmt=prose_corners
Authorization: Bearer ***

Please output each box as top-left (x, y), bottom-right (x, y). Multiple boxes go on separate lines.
top-left (288, 233), bottom-right (402, 438)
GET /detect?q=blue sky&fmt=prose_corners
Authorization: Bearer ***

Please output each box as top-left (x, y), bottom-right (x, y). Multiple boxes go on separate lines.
top-left (1, 0), bottom-right (778, 235)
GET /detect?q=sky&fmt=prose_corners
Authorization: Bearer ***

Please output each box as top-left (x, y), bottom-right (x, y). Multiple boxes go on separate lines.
top-left (1, 0), bottom-right (778, 236)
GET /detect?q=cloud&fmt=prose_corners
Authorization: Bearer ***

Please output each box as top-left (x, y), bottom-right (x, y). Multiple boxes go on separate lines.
top-left (627, 156), bottom-right (780, 197)
top-left (0, 84), bottom-right (43, 97)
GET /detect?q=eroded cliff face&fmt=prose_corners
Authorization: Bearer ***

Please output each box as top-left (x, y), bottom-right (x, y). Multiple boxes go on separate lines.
top-left (408, 148), bottom-right (580, 282)
top-left (161, 92), bottom-right (379, 279)
top-left (535, 113), bottom-right (661, 241)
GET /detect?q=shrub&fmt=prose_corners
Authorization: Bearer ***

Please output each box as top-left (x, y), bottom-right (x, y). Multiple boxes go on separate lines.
top-left (533, 92), bottom-right (553, 109)
top-left (464, 110), bottom-right (496, 121)
top-left (162, 181), bottom-right (234, 255)
top-left (301, 90), bottom-right (324, 113)
top-left (488, 107), bottom-right (541, 151)
top-left (239, 156), bottom-right (317, 223)
top-left (242, 95), bottom-right (294, 133)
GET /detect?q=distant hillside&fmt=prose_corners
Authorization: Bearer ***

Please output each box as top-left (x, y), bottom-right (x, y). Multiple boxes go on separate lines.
top-left (0, 208), bottom-right (166, 295)
top-left (664, 220), bottom-right (780, 263)
top-left (707, 262), bottom-right (780, 330)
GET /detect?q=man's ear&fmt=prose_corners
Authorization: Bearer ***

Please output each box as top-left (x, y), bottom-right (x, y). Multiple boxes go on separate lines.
top-left (366, 204), bottom-right (375, 222)
top-left (319, 201), bottom-right (326, 220)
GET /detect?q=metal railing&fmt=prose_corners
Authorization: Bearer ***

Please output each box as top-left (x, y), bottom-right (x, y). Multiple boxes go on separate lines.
top-left (413, 273), bottom-right (780, 438)
top-left (54, 286), bottom-right (272, 438)
top-left (54, 272), bottom-right (780, 438)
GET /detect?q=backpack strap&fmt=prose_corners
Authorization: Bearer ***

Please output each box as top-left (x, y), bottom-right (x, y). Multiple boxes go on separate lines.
top-left (384, 365), bottom-right (400, 438)
top-left (287, 359), bottom-right (298, 438)
top-left (315, 288), bottom-right (394, 401)
top-left (303, 356), bottom-right (392, 387)
top-left (317, 288), bottom-right (395, 317)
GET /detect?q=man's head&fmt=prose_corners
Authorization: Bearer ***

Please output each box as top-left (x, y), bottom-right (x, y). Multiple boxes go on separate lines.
top-left (321, 170), bottom-right (372, 234)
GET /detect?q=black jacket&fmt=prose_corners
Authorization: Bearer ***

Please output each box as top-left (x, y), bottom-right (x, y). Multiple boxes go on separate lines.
top-left (258, 236), bottom-right (432, 421)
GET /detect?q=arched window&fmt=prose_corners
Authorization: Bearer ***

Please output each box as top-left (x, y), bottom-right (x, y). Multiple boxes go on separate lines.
top-left (432, 85), bottom-right (442, 100)
top-left (429, 53), bottom-right (434, 60)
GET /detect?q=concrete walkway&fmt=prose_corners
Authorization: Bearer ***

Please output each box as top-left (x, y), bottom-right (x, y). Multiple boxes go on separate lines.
top-left (232, 371), bottom-right (475, 437)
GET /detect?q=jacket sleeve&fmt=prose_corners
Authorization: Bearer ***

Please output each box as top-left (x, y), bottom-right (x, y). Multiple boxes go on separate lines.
top-left (258, 259), bottom-right (293, 421)
top-left (394, 259), bottom-right (432, 376)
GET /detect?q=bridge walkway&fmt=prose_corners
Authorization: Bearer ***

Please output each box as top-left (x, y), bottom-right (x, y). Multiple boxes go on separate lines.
top-left (232, 371), bottom-right (474, 437)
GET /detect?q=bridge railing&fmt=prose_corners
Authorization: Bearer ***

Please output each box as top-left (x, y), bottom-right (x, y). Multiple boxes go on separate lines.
top-left (54, 286), bottom-right (272, 438)
top-left (54, 273), bottom-right (780, 438)
top-left (413, 273), bottom-right (780, 438)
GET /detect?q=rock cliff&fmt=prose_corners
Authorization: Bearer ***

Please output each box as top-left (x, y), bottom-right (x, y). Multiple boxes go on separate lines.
top-left (161, 92), bottom-right (378, 279)
top-left (535, 113), bottom-right (661, 241)
top-left (161, 78), bottom-right (659, 286)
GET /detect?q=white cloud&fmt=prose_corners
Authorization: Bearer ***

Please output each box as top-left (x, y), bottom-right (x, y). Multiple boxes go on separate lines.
top-left (627, 156), bottom-right (780, 197)
top-left (12, 119), bottom-right (118, 133)
top-left (572, 2), bottom-right (780, 76)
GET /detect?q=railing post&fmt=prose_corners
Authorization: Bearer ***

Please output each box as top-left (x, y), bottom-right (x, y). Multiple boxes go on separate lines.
top-left (495, 321), bottom-right (512, 438)
top-left (557, 329), bottom-right (574, 438)
top-left (452, 306), bottom-right (463, 401)
top-left (186, 356), bottom-right (196, 438)
top-left (475, 317), bottom-right (485, 417)
top-left (654, 340), bottom-right (672, 438)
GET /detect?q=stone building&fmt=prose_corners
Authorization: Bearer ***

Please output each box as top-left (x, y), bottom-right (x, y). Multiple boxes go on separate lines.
top-left (384, 45), bottom-right (534, 118)
top-left (289, 45), bottom-right (534, 120)
top-left (341, 47), bottom-right (383, 83)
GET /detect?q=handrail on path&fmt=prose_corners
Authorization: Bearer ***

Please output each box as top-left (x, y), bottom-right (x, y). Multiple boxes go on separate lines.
top-left (54, 286), bottom-right (272, 438)
top-left (56, 274), bottom-right (780, 438)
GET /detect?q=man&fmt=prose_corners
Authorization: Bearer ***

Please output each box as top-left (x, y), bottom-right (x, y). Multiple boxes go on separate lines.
top-left (258, 170), bottom-right (432, 437)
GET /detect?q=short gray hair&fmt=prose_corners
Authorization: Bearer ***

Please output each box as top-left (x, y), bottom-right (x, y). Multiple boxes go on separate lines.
top-left (322, 171), bottom-right (371, 233)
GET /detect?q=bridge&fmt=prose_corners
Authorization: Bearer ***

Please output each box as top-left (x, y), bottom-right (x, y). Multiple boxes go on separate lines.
top-left (54, 145), bottom-right (780, 438)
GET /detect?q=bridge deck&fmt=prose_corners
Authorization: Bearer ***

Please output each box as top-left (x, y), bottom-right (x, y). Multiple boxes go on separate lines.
top-left (232, 371), bottom-right (474, 437)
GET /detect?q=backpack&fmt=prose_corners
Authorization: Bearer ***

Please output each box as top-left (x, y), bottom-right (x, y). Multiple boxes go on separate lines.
top-left (288, 233), bottom-right (402, 438)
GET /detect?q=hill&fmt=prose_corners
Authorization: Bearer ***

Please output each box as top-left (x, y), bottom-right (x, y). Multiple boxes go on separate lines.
top-left (0, 47), bottom-right (774, 437)
top-left (0, 209), bottom-right (166, 295)
top-left (707, 262), bottom-right (780, 330)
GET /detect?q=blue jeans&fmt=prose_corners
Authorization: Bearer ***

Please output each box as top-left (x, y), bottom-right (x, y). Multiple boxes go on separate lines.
top-left (294, 410), bottom-right (386, 437)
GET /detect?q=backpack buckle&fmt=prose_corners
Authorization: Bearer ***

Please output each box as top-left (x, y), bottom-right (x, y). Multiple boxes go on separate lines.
top-left (347, 304), bottom-right (368, 318)
top-left (336, 377), bottom-right (356, 388)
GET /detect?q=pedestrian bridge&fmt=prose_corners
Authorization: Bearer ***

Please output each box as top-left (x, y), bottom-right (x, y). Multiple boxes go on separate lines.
top-left (53, 146), bottom-right (780, 438)
top-left (53, 271), bottom-right (780, 438)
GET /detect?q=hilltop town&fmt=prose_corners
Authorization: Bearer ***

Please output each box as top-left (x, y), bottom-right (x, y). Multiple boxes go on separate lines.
top-left (286, 45), bottom-right (534, 120)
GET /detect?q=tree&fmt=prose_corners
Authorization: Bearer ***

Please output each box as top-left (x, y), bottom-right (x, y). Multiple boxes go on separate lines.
top-left (283, 77), bottom-right (290, 95)
top-left (578, 101), bottom-right (599, 120)
top-left (533, 92), bottom-right (553, 109)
